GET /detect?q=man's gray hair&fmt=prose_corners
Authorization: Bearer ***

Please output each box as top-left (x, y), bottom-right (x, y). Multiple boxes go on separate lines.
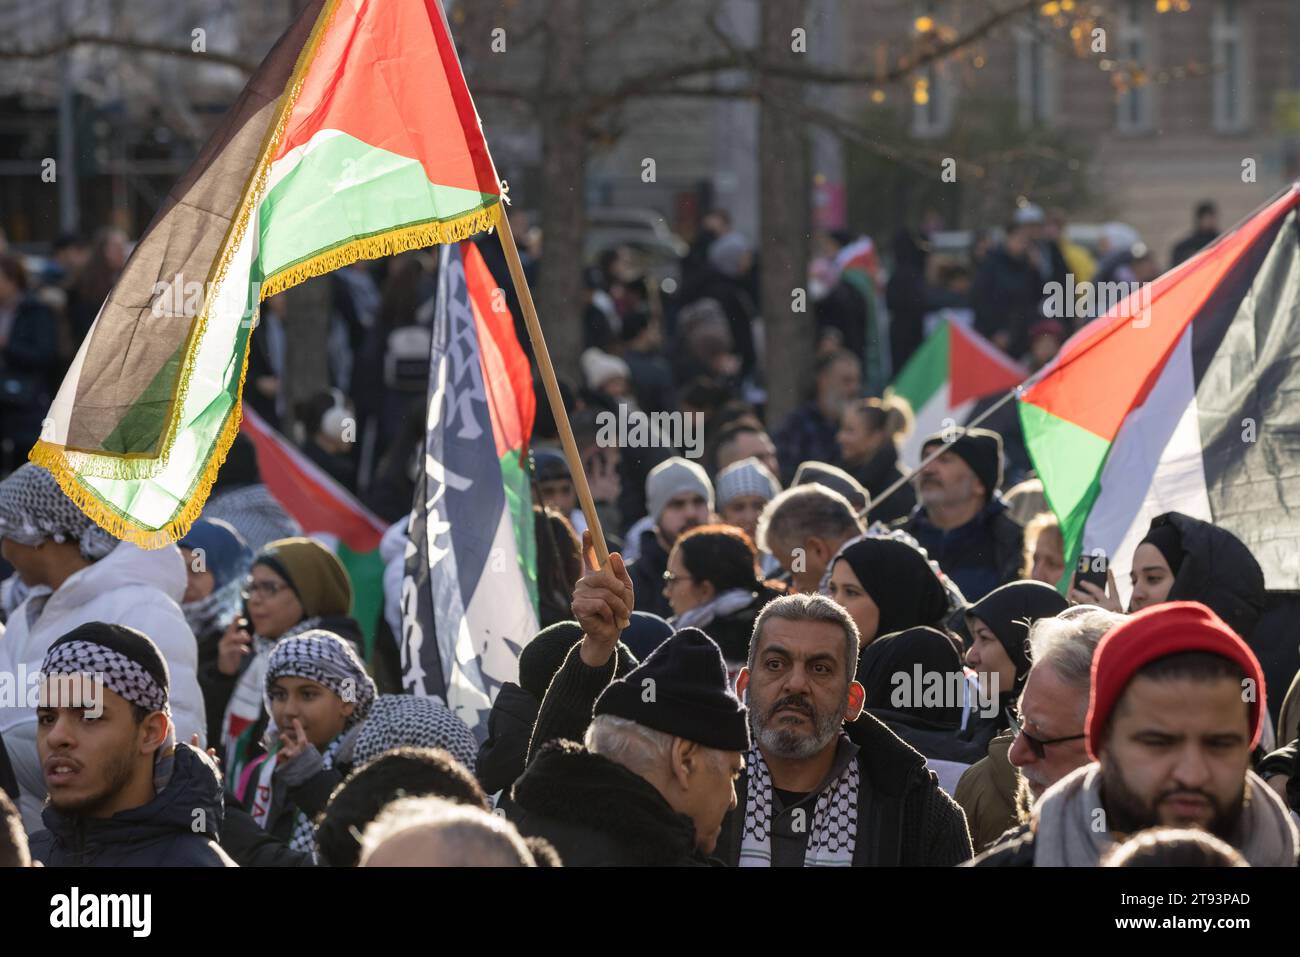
top-left (586, 714), bottom-right (733, 774)
top-left (359, 796), bottom-right (534, 867)
top-left (755, 485), bottom-right (863, 555)
top-left (1025, 609), bottom-right (1127, 718)
top-left (748, 592), bottom-right (861, 676)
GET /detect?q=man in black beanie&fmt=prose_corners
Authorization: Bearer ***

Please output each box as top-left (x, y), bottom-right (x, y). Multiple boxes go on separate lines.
top-left (28, 622), bottom-right (234, 866)
top-left (508, 533), bottom-right (748, 865)
top-left (901, 428), bottom-right (1023, 601)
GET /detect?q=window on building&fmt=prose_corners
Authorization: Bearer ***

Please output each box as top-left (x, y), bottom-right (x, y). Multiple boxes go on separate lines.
top-left (1211, 0), bottom-right (1252, 133)
top-left (1015, 23), bottom-right (1058, 127)
top-left (1115, 0), bottom-right (1154, 134)
top-left (911, 0), bottom-right (954, 138)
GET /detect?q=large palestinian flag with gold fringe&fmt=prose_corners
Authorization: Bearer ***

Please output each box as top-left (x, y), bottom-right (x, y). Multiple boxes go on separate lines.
top-left (1021, 184), bottom-right (1300, 601)
top-left (31, 0), bottom-right (501, 547)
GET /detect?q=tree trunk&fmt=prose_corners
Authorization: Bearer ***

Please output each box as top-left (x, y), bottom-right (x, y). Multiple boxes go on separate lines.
top-left (758, 0), bottom-right (812, 428)
top-left (279, 275), bottom-right (331, 439)
top-left (535, 0), bottom-right (587, 389)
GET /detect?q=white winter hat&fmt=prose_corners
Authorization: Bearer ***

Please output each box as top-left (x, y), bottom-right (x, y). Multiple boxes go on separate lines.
top-left (716, 457), bottom-right (781, 510)
top-left (645, 457), bottom-right (714, 522)
top-left (581, 348), bottom-right (631, 390)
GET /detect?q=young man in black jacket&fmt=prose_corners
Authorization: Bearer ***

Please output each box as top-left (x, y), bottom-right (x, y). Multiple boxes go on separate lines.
top-left (626, 458), bottom-right (713, 620)
top-left (29, 623), bottom-right (235, 866)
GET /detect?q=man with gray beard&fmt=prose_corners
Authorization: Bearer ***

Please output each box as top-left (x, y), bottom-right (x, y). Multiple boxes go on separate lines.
top-left (713, 593), bottom-right (972, 865)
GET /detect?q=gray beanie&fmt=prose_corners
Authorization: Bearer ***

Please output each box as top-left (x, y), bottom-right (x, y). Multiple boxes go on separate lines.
top-left (645, 457), bottom-right (714, 523)
top-left (716, 457), bottom-right (781, 510)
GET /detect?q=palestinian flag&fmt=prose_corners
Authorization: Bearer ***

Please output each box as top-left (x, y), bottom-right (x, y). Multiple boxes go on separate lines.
top-left (239, 406), bottom-right (387, 657)
top-left (1021, 184), bottom-right (1300, 599)
top-left (889, 318), bottom-right (1026, 469)
top-left (401, 241), bottom-right (537, 742)
top-left (31, 0), bottom-right (501, 548)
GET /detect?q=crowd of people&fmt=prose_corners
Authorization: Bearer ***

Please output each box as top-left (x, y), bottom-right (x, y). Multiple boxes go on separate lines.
top-left (0, 194), bottom-right (1297, 869)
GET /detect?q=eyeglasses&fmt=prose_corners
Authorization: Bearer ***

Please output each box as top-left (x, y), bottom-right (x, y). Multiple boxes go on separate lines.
top-left (1006, 708), bottom-right (1085, 760)
top-left (241, 578), bottom-right (289, 601)
top-left (662, 571), bottom-right (694, 586)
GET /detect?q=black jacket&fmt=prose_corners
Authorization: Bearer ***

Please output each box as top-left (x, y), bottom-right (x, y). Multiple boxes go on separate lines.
top-left (1250, 596), bottom-right (1300, 728)
top-left (712, 711), bottom-right (973, 867)
top-left (476, 681), bottom-right (540, 796)
top-left (0, 727), bottom-right (19, 804)
top-left (0, 294), bottom-right (60, 463)
top-left (901, 497), bottom-right (1024, 603)
top-left (509, 740), bottom-right (712, 866)
top-left (966, 823), bottom-right (1037, 867)
top-left (219, 803), bottom-right (314, 867)
top-left (867, 708), bottom-right (986, 766)
top-left (972, 247), bottom-right (1045, 358)
top-left (627, 529), bottom-right (673, 620)
top-left (847, 442), bottom-right (917, 525)
top-left (30, 744), bottom-right (236, 867)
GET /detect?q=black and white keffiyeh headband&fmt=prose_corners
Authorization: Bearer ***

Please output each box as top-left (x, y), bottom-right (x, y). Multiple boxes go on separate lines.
top-left (41, 639), bottom-right (169, 714)
top-left (0, 464), bottom-right (119, 561)
top-left (264, 630), bottom-right (376, 728)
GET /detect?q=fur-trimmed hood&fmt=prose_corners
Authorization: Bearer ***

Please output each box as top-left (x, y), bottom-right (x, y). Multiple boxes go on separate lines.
top-left (510, 740), bottom-right (704, 866)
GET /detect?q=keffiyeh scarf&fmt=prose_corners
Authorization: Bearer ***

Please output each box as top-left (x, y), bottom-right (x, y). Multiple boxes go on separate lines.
top-left (739, 735), bottom-right (859, 867)
top-left (183, 576), bottom-right (243, 641)
top-left (221, 617), bottom-right (323, 784)
top-left (350, 694), bottom-right (479, 772)
top-left (262, 630), bottom-right (377, 727)
top-left (0, 463), bottom-right (119, 561)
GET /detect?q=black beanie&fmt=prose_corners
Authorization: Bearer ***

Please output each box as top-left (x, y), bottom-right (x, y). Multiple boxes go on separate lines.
top-left (832, 537), bottom-right (949, 639)
top-left (518, 621), bottom-right (638, 701)
top-left (48, 622), bottom-right (171, 699)
top-left (922, 428), bottom-right (1003, 499)
top-left (594, 627), bottom-right (750, 752)
top-left (965, 580), bottom-right (1068, 684)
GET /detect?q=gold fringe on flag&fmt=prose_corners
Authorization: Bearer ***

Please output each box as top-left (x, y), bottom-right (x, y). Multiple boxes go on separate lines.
top-left (28, 0), bottom-right (502, 549)
top-left (259, 202), bottom-right (501, 300)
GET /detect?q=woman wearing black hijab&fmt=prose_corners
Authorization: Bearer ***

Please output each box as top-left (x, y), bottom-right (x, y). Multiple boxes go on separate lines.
top-left (961, 580), bottom-right (1068, 747)
top-left (857, 626), bottom-right (984, 791)
top-left (825, 536), bottom-right (952, 652)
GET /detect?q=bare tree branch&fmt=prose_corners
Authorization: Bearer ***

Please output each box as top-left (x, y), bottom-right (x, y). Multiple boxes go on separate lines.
top-left (0, 33), bottom-right (258, 73)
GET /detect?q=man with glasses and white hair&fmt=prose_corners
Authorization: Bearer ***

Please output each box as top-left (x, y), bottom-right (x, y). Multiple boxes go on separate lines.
top-left (958, 605), bottom-right (1123, 850)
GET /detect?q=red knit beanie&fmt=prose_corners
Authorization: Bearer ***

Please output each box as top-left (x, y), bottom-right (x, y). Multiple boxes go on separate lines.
top-left (1085, 601), bottom-right (1264, 760)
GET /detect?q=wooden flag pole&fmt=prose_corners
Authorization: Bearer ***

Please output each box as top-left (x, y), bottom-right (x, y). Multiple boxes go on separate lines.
top-left (495, 208), bottom-right (611, 569)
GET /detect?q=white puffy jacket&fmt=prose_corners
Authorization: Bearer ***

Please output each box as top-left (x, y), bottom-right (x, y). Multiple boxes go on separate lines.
top-left (0, 542), bottom-right (206, 832)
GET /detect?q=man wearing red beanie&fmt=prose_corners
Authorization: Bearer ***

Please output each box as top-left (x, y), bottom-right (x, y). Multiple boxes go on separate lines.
top-left (971, 602), bottom-right (1298, 866)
